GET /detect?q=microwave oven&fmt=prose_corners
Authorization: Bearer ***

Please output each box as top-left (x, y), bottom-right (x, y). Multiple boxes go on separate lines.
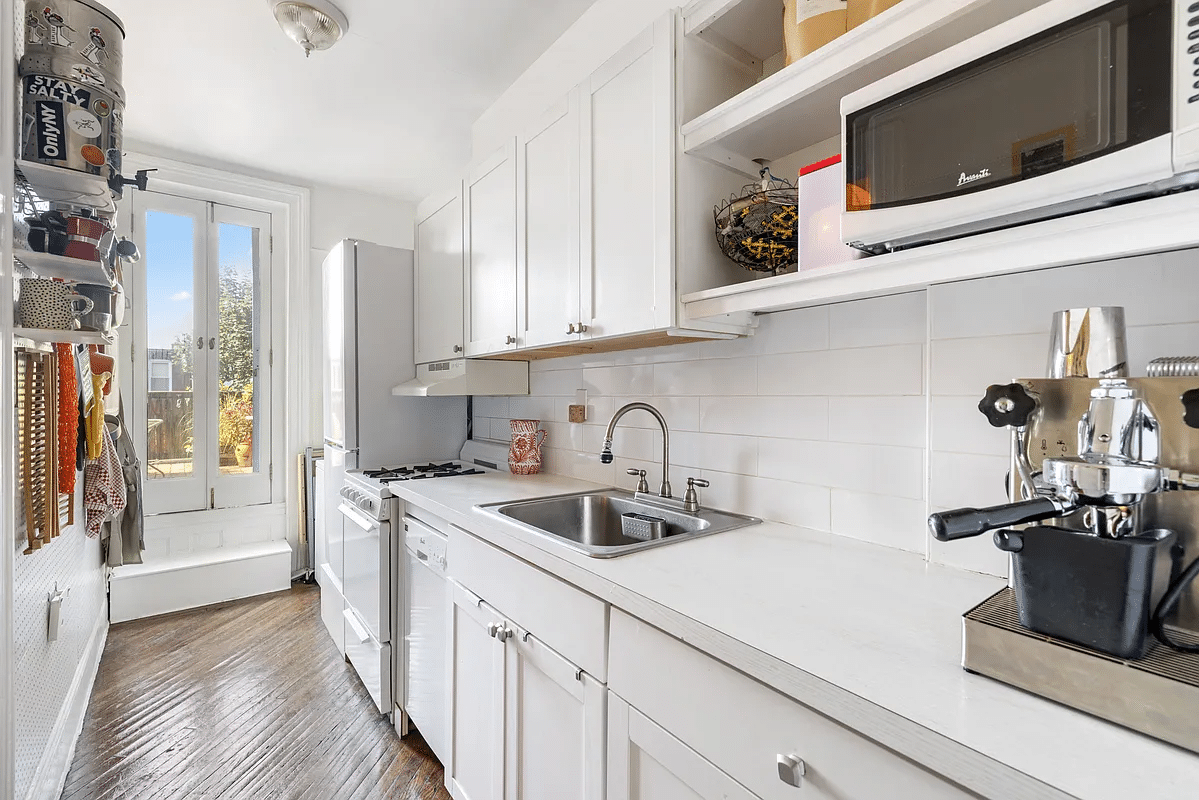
top-left (841, 0), bottom-right (1199, 254)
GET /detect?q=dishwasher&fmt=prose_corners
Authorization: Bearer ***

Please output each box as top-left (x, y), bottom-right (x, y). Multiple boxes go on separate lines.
top-left (401, 514), bottom-right (450, 767)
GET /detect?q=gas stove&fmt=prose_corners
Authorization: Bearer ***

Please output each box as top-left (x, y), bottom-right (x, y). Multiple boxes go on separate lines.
top-left (362, 462), bottom-right (486, 483)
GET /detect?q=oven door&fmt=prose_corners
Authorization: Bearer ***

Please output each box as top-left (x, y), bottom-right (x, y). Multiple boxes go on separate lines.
top-left (842, 0), bottom-right (1176, 252)
top-left (339, 500), bottom-right (391, 642)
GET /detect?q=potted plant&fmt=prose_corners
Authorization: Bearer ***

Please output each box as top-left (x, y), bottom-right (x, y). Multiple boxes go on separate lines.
top-left (218, 383), bottom-right (255, 467)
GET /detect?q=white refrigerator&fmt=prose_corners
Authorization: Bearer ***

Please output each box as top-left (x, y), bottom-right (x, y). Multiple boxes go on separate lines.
top-left (320, 239), bottom-right (467, 656)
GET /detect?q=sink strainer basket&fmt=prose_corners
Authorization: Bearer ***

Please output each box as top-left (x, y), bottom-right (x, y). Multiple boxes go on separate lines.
top-left (713, 169), bottom-right (799, 275)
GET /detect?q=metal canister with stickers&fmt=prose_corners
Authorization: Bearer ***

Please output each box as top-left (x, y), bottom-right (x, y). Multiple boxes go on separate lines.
top-left (17, 0), bottom-right (125, 191)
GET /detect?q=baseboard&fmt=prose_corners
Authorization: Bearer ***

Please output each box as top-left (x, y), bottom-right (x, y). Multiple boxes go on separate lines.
top-left (24, 605), bottom-right (108, 800)
top-left (109, 541), bottom-right (292, 623)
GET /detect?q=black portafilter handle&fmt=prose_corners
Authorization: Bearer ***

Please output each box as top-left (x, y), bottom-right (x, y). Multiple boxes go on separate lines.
top-left (928, 497), bottom-right (1068, 542)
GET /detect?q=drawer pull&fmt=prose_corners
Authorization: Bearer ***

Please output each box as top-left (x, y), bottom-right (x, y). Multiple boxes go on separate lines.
top-left (777, 754), bottom-right (806, 788)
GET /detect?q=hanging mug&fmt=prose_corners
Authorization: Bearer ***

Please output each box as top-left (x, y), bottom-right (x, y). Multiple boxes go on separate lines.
top-left (18, 278), bottom-right (94, 330)
top-left (508, 419), bottom-right (548, 475)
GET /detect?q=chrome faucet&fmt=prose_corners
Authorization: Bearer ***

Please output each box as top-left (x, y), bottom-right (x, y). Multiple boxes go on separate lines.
top-left (600, 402), bottom-right (671, 498)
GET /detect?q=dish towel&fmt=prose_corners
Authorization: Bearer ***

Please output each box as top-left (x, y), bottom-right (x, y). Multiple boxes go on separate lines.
top-left (84, 425), bottom-right (125, 538)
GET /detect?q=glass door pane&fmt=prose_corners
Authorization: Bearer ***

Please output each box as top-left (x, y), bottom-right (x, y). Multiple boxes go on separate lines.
top-left (210, 205), bottom-right (272, 508)
top-left (135, 193), bottom-right (210, 514)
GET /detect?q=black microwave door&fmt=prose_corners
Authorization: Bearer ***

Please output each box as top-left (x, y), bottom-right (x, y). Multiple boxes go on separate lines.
top-left (845, 0), bottom-right (1171, 212)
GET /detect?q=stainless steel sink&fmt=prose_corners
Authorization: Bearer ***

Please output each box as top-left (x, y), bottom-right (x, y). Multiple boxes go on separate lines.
top-left (478, 489), bottom-right (760, 557)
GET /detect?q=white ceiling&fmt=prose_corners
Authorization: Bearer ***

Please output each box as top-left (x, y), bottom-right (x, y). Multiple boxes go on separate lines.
top-left (101, 0), bottom-right (599, 200)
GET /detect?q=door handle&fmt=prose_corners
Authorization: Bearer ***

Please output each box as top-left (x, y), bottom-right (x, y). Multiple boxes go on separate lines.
top-left (196, 337), bottom-right (204, 350)
top-left (208, 337), bottom-right (216, 350)
top-left (343, 609), bottom-right (371, 644)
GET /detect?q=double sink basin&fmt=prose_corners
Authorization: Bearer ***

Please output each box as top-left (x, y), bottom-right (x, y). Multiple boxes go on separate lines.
top-left (479, 488), bottom-right (760, 558)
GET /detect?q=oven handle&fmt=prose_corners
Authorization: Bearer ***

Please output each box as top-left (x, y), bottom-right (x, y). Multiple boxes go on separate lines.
top-left (338, 502), bottom-right (377, 532)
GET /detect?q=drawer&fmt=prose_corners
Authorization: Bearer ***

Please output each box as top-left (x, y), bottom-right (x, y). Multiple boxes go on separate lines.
top-left (449, 526), bottom-right (608, 680)
top-left (609, 610), bottom-right (975, 800)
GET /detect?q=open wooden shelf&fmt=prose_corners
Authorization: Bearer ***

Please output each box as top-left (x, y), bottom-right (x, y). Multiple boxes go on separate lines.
top-left (682, 192), bottom-right (1199, 319)
top-left (680, 0), bottom-right (1048, 175)
top-left (15, 251), bottom-right (114, 284)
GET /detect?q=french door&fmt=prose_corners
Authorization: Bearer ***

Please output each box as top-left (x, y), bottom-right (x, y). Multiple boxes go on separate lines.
top-left (131, 191), bottom-right (273, 514)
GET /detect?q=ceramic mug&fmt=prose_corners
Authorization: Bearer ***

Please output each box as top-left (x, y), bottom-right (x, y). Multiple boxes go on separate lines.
top-left (18, 278), bottom-right (94, 330)
top-left (508, 419), bottom-right (548, 475)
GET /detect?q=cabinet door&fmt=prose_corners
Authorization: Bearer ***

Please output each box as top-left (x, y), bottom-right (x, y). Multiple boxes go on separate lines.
top-left (464, 142), bottom-right (519, 356)
top-left (518, 93), bottom-right (582, 349)
top-left (580, 15), bottom-right (675, 340)
top-left (503, 629), bottom-right (604, 800)
top-left (450, 582), bottom-right (506, 800)
top-left (608, 694), bottom-right (756, 800)
top-left (415, 187), bottom-right (465, 363)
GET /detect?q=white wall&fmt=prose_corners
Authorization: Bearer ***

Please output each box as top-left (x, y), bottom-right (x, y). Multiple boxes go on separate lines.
top-left (472, 0), bottom-right (682, 156)
top-left (472, 248), bottom-right (1199, 578)
top-left (309, 185), bottom-right (417, 253)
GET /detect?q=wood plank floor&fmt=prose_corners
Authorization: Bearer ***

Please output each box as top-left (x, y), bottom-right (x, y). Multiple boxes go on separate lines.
top-left (62, 584), bottom-right (450, 800)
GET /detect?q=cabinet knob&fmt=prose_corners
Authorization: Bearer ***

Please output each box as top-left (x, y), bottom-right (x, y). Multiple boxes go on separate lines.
top-left (577, 322), bottom-right (588, 333)
top-left (486, 622), bottom-right (499, 638)
top-left (777, 754), bottom-right (806, 788)
top-left (567, 323), bottom-right (577, 335)
top-left (506, 335), bottom-right (516, 345)
top-left (495, 625), bottom-right (513, 643)
top-left (453, 344), bottom-right (463, 353)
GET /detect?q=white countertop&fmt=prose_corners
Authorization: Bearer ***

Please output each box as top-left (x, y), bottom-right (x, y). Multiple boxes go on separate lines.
top-left (386, 469), bottom-right (1199, 800)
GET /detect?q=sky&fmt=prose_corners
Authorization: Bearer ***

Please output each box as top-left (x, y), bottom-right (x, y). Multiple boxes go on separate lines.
top-left (145, 212), bottom-right (255, 351)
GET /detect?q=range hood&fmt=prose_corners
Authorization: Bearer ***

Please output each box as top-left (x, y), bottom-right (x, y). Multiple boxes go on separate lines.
top-left (392, 359), bottom-right (529, 397)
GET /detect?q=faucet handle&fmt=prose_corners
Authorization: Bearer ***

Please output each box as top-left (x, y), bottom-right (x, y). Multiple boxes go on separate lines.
top-left (626, 468), bottom-right (649, 494)
top-left (683, 477), bottom-right (709, 513)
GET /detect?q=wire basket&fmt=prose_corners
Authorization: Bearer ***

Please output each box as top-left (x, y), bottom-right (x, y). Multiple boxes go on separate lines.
top-left (713, 171), bottom-right (799, 275)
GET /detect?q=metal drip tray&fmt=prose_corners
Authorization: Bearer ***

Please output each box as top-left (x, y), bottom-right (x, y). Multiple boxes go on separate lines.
top-left (963, 589), bottom-right (1199, 753)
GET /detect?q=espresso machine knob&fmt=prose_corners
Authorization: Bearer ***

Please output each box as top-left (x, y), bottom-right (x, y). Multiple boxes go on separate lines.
top-left (978, 383), bottom-right (1037, 429)
top-left (1183, 388), bottom-right (1199, 429)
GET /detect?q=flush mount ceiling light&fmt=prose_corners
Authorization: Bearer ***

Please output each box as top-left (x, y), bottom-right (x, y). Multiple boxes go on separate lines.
top-left (269, 0), bottom-right (349, 57)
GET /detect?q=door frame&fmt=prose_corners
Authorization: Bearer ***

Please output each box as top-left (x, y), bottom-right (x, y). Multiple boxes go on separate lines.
top-left (115, 153), bottom-right (308, 559)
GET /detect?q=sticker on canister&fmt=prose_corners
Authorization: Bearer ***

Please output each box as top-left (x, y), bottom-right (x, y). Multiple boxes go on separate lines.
top-left (33, 6), bottom-right (76, 48)
top-left (92, 98), bottom-right (110, 117)
top-left (25, 74), bottom-right (92, 108)
top-left (80, 144), bottom-right (105, 167)
top-left (80, 27), bottom-right (109, 66)
top-left (70, 63), bottom-right (105, 87)
top-left (67, 108), bottom-right (101, 138)
top-left (33, 100), bottom-right (67, 161)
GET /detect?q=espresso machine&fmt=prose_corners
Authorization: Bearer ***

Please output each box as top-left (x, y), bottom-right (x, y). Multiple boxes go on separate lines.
top-left (930, 307), bottom-right (1199, 753)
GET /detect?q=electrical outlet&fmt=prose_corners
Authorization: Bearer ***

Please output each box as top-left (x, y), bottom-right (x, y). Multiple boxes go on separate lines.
top-left (568, 404), bottom-right (587, 424)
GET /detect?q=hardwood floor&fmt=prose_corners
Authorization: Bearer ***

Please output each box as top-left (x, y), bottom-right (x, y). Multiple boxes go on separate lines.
top-left (61, 584), bottom-right (450, 800)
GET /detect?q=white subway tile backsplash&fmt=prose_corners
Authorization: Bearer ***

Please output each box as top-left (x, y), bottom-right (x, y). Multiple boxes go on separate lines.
top-left (583, 365), bottom-right (655, 397)
top-left (830, 490), bottom-right (926, 553)
top-left (928, 452), bottom-right (1010, 510)
top-left (700, 396), bottom-right (829, 440)
top-left (929, 396), bottom-right (1009, 456)
top-left (829, 292), bottom-right (926, 349)
top-left (929, 334), bottom-right (1045, 396)
top-left (472, 249), bottom-right (1199, 570)
top-left (530, 368), bottom-right (584, 397)
top-left (759, 344), bottom-right (924, 397)
top-left (473, 396), bottom-right (509, 418)
top-left (827, 396), bottom-right (925, 448)
top-left (654, 357), bottom-right (756, 396)
top-left (930, 248), bottom-right (1199, 340)
top-left (758, 438), bottom-right (924, 500)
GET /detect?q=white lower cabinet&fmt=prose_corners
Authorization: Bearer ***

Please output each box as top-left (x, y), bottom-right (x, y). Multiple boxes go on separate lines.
top-left (449, 578), bottom-right (604, 800)
top-left (608, 692), bottom-right (757, 800)
top-left (608, 610), bottom-right (977, 800)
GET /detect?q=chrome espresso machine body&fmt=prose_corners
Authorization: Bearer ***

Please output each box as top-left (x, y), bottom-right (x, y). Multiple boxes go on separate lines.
top-left (930, 308), bottom-right (1199, 754)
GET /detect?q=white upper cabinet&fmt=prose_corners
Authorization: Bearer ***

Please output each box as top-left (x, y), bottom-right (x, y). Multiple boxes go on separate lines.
top-left (414, 187), bottom-right (465, 363)
top-left (581, 15), bottom-right (675, 340)
top-left (517, 93), bottom-right (583, 349)
top-left (465, 141), bottom-right (520, 357)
